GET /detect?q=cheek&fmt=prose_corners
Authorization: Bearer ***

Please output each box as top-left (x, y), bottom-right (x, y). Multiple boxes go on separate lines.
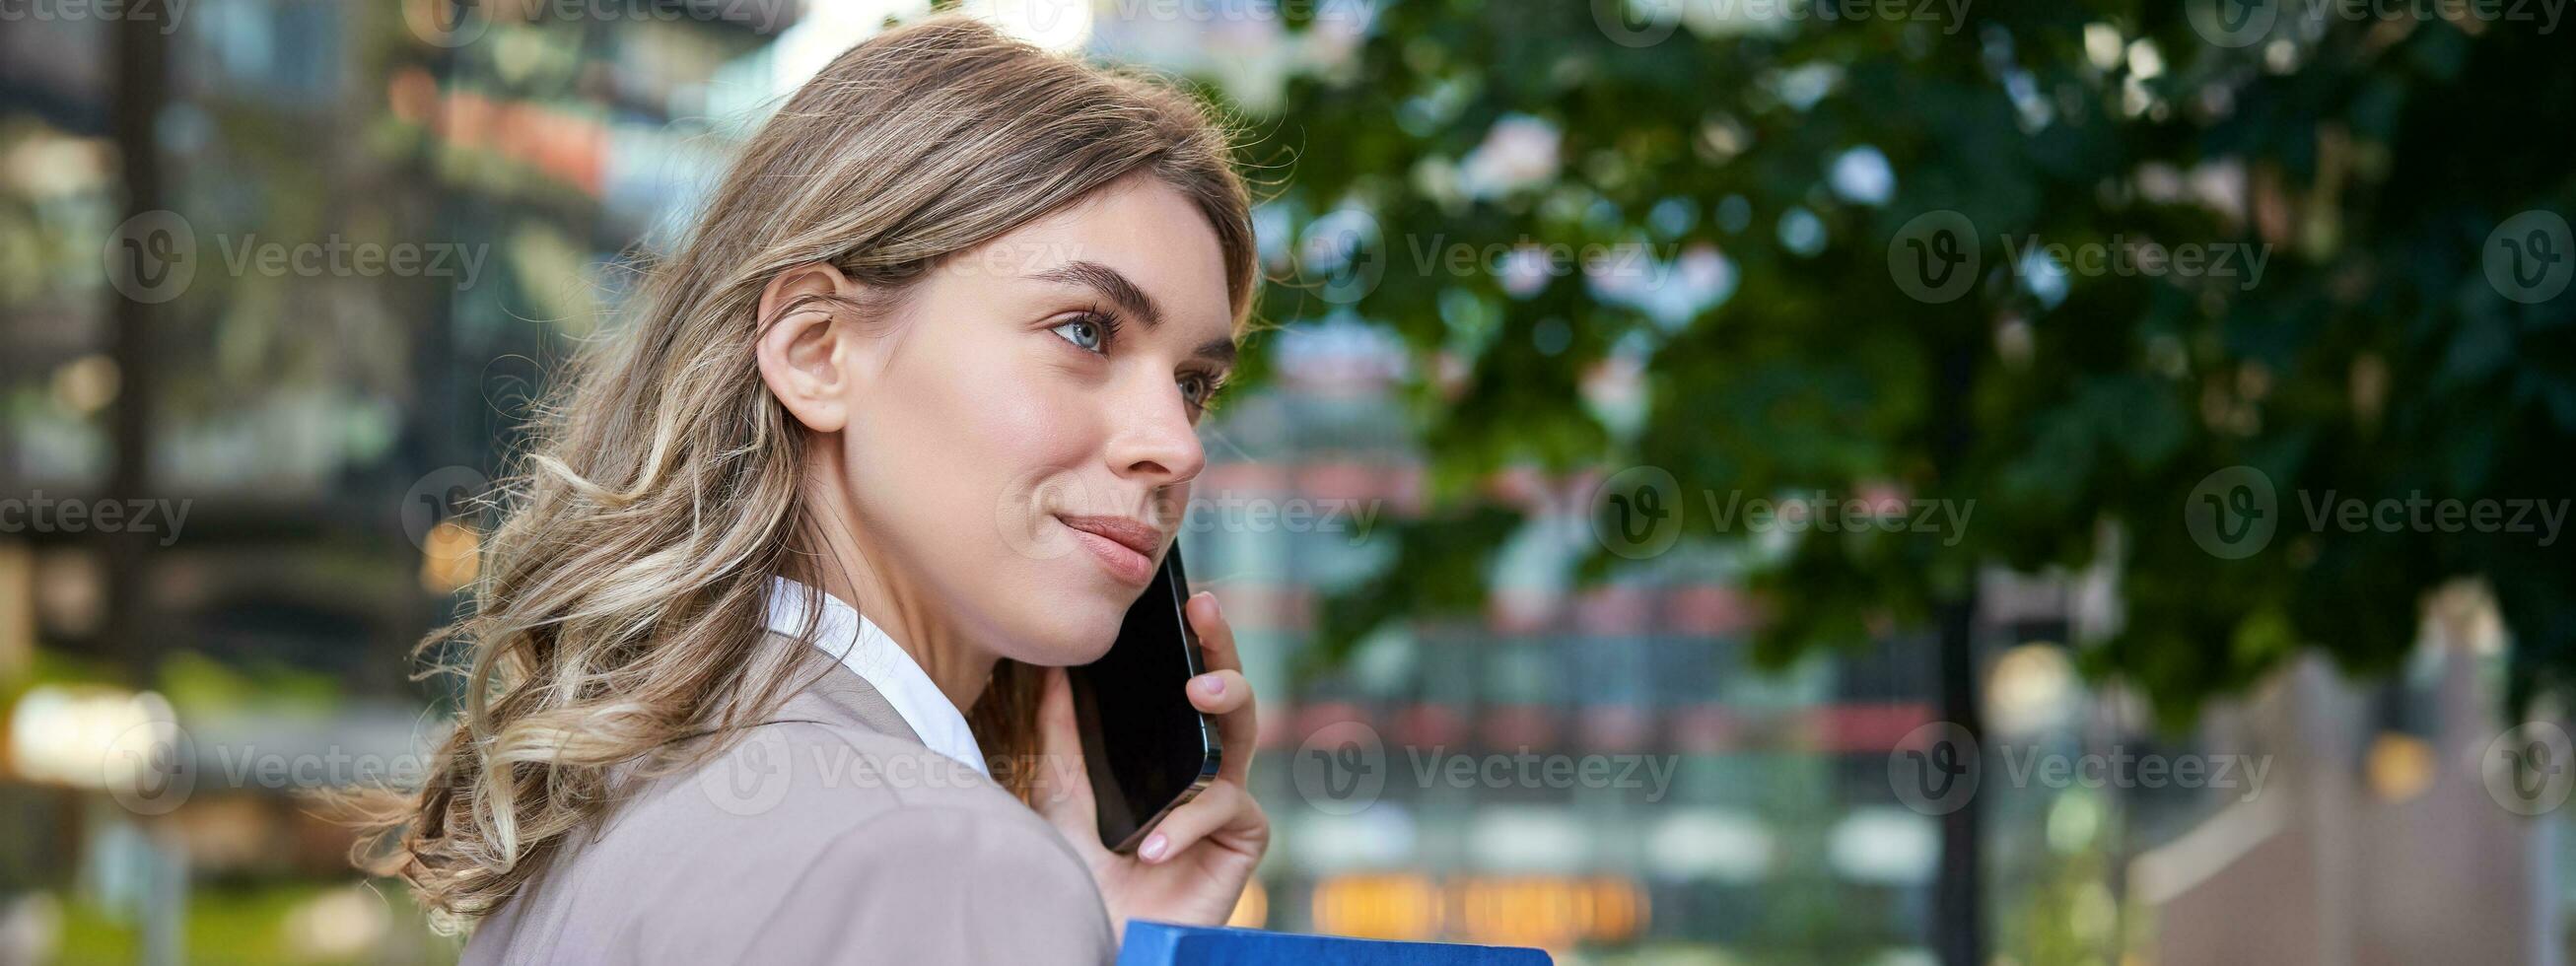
top-left (949, 359), bottom-right (1093, 501)
top-left (900, 356), bottom-right (1137, 659)
top-left (864, 344), bottom-right (1094, 553)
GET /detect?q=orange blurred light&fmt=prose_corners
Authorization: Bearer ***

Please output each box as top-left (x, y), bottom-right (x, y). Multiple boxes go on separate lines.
top-left (420, 520), bottom-right (480, 594)
top-left (1226, 877), bottom-right (1268, 930)
top-left (1310, 873), bottom-right (1647, 948)
top-left (1452, 875), bottom-right (1645, 949)
top-left (1311, 872), bottom-right (1442, 941)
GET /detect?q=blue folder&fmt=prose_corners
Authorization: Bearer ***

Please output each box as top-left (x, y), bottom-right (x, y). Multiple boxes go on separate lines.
top-left (1119, 922), bottom-right (1554, 965)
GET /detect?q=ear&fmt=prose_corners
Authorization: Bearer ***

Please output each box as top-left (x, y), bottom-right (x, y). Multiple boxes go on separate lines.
top-left (754, 262), bottom-right (867, 434)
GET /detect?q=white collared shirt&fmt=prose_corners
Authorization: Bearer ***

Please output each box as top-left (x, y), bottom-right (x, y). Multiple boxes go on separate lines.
top-left (763, 576), bottom-right (991, 778)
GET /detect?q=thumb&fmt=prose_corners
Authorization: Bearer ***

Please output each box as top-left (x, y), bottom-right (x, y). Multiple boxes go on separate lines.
top-left (1029, 665), bottom-right (1101, 847)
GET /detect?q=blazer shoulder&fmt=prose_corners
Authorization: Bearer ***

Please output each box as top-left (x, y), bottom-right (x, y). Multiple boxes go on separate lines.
top-left (472, 719), bottom-right (1097, 964)
top-left (648, 724), bottom-right (1115, 963)
top-left (603, 716), bottom-right (1026, 848)
top-left (730, 803), bottom-right (1117, 965)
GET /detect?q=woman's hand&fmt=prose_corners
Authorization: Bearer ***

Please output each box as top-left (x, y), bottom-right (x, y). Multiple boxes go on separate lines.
top-left (1033, 591), bottom-right (1269, 932)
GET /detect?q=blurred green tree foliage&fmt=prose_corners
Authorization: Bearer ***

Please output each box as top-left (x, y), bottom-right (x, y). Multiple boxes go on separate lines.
top-left (1249, 0), bottom-right (2576, 721)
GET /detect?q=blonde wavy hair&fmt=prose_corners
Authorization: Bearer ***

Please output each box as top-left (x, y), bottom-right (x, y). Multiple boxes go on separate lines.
top-left (347, 16), bottom-right (1258, 932)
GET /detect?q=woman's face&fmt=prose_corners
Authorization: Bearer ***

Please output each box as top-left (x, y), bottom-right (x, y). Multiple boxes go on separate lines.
top-left (813, 175), bottom-right (1236, 665)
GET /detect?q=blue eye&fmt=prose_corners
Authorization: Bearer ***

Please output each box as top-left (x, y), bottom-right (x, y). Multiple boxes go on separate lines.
top-left (1178, 372), bottom-right (1229, 414)
top-left (1050, 315), bottom-right (1106, 352)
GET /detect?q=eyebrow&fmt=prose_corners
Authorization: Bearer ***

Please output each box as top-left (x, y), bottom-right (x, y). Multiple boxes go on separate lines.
top-left (1030, 259), bottom-right (1237, 366)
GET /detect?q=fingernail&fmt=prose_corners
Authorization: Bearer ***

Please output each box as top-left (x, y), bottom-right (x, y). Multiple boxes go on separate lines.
top-left (1141, 834), bottom-right (1169, 862)
top-left (1194, 674), bottom-right (1225, 697)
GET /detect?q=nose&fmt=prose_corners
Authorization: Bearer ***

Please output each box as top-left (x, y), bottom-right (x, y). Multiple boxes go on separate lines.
top-left (1103, 374), bottom-right (1207, 496)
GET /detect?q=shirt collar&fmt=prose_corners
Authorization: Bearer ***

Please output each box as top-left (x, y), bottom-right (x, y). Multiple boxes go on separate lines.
top-left (763, 576), bottom-right (990, 778)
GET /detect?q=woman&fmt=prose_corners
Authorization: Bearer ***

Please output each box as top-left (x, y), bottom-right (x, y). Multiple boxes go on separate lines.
top-left (356, 16), bottom-right (1269, 963)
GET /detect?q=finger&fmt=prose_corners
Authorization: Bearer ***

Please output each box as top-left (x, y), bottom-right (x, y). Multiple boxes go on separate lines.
top-left (1185, 669), bottom-right (1252, 717)
top-left (1185, 594), bottom-right (1258, 782)
top-left (1134, 779), bottom-right (1265, 865)
top-left (1029, 665), bottom-right (1102, 851)
top-left (1187, 591), bottom-right (1241, 673)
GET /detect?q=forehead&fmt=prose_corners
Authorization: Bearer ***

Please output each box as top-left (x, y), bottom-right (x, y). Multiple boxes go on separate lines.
top-left (943, 176), bottom-right (1235, 338)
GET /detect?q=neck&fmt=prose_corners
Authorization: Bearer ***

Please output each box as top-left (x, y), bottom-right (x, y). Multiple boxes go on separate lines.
top-left (799, 450), bottom-right (997, 715)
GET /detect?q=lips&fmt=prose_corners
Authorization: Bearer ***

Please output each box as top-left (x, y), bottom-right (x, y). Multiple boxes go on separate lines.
top-left (1056, 514), bottom-right (1166, 585)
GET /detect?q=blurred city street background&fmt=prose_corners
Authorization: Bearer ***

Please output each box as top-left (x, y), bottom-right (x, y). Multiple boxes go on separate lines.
top-left (3, 0), bottom-right (2573, 963)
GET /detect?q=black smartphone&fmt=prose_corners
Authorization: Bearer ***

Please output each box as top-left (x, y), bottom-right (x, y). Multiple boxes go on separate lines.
top-left (1068, 540), bottom-right (1223, 854)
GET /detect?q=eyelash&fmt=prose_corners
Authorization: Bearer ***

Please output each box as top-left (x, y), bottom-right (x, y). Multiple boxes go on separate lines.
top-left (1183, 370), bottom-right (1231, 413)
top-left (1051, 304), bottom-right (1118, 349)
top-left (1049, 306), bottom-right (1231, 414)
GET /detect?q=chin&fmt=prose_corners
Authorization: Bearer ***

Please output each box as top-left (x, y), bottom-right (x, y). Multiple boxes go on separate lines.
top-left (1001, 585), bottom-right (1135, 666)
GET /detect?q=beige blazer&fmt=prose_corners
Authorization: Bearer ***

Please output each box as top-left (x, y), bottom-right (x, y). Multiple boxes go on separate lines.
top-left (459, 632), bottom-right (1116, 965)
